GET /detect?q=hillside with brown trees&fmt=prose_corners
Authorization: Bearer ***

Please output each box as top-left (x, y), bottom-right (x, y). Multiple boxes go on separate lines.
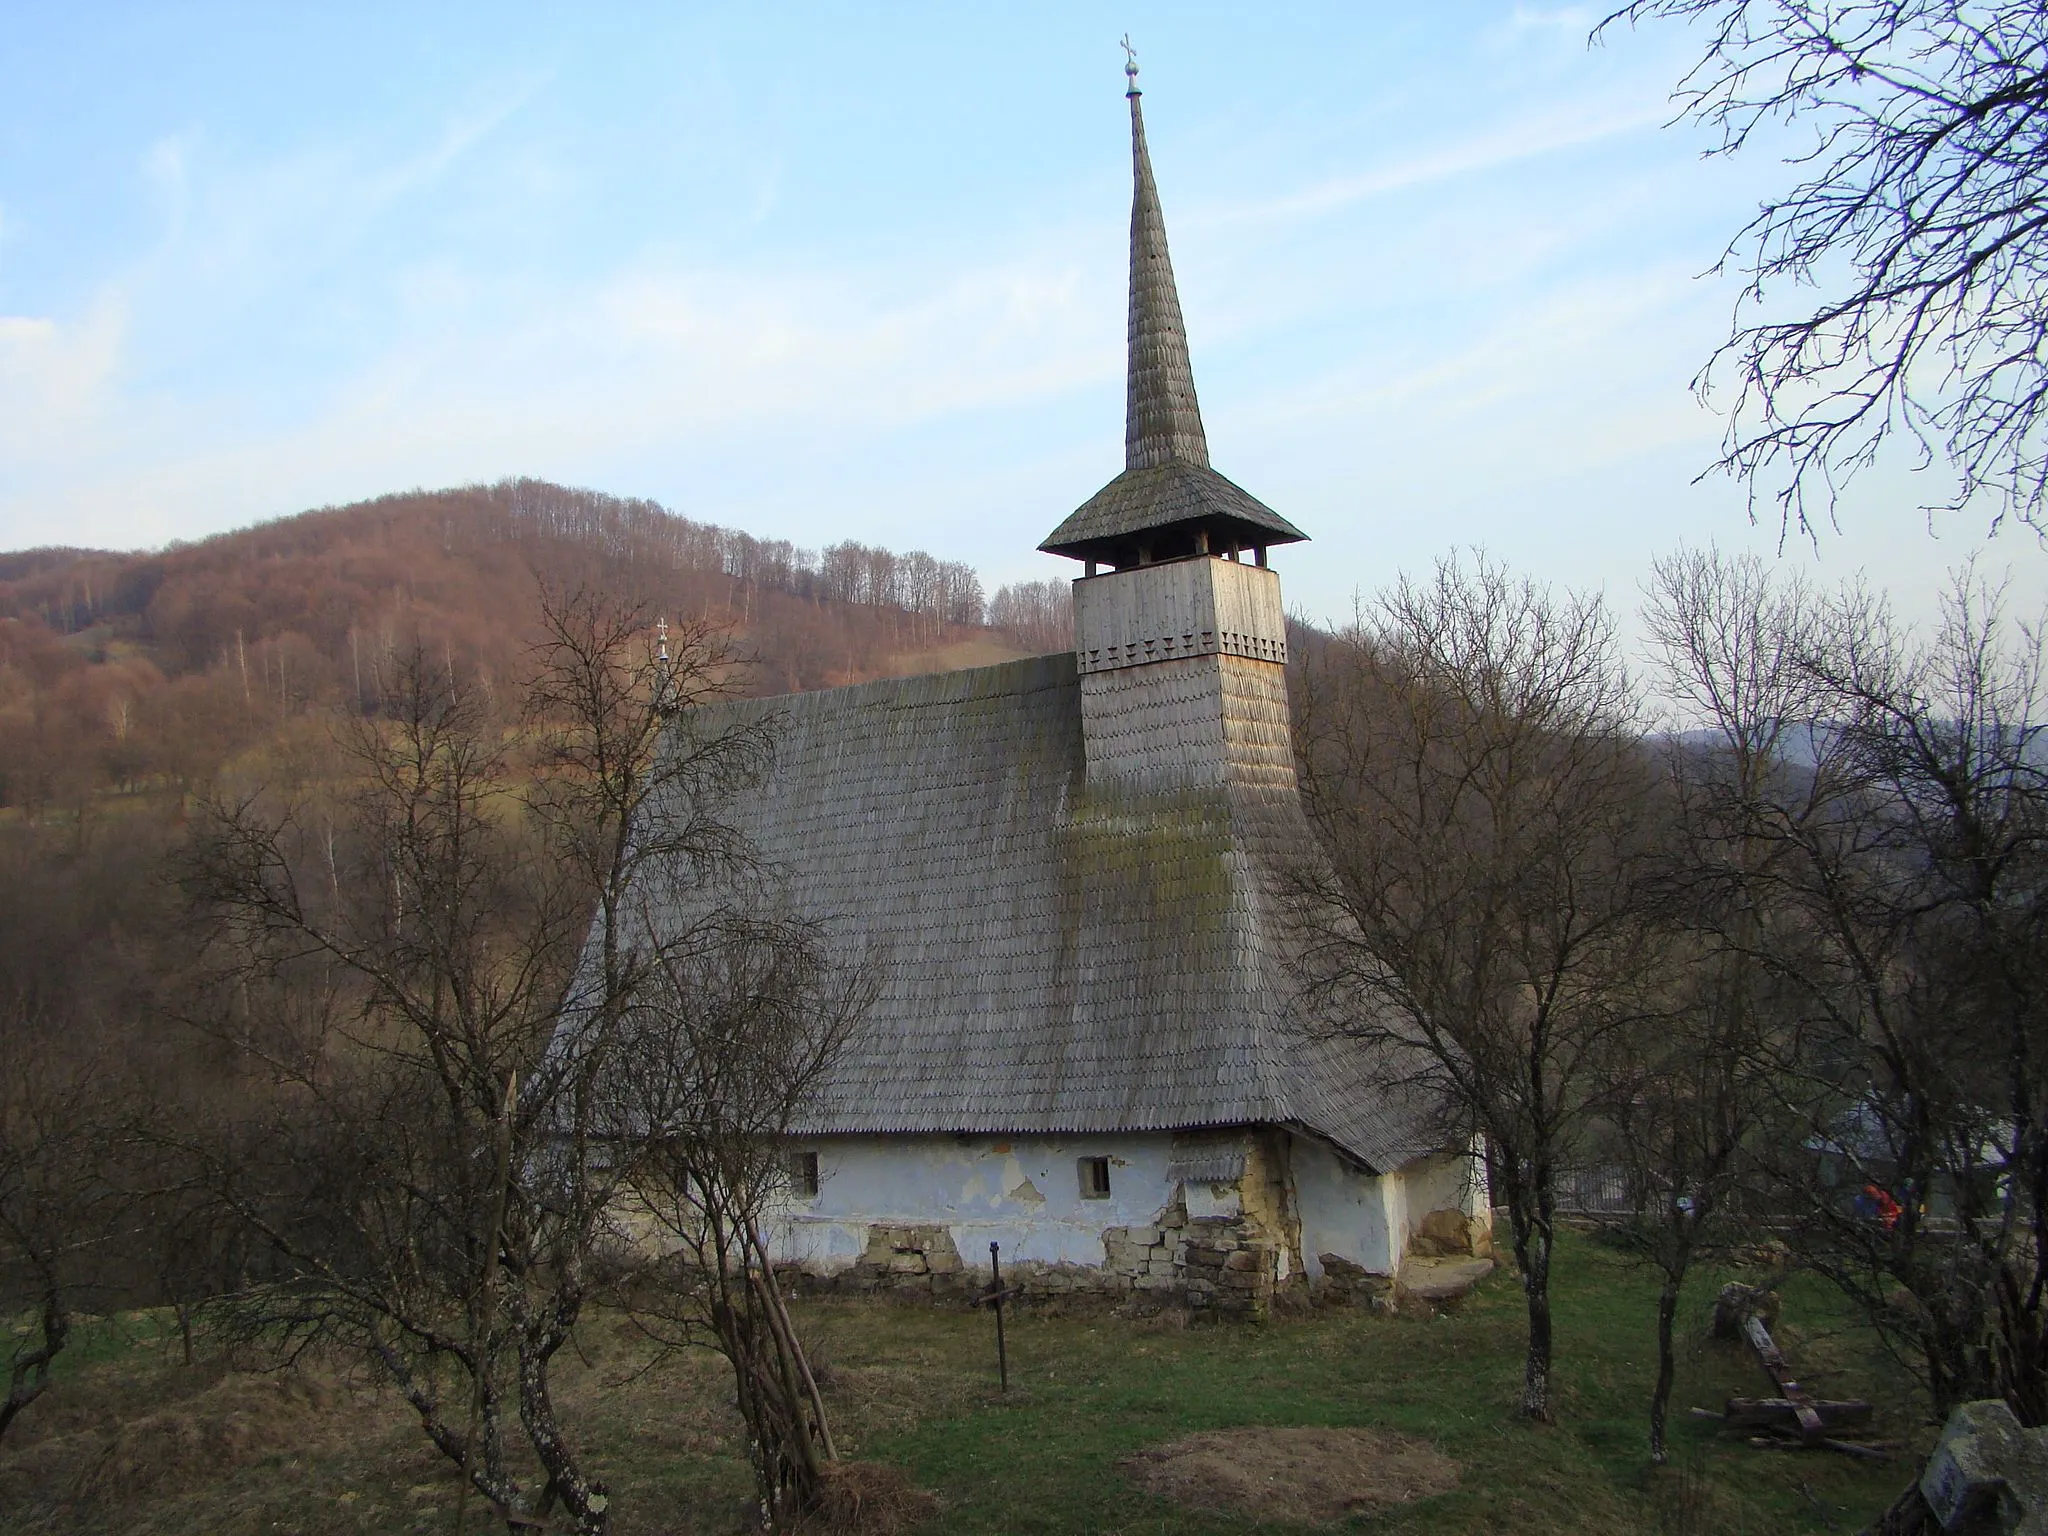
top-left (2, 518), bottom-right (2043, 1530)
top-left (0, 477), bottom-right (1073, 821)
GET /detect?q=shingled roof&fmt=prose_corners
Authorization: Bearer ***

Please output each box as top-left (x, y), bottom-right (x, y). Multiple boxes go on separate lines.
top-left (1043, 459), bottom-right (1307, 562)
top-left (632, 654), bottom-right (1434, 1175)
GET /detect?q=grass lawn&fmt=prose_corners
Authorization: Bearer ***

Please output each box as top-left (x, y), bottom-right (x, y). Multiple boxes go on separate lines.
top-left (0, 1234), bottom-right (1922, 1535)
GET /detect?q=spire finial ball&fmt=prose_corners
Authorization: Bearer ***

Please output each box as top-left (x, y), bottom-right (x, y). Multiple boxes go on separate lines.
top-left (1120, 34), bottom-right (1139, 93)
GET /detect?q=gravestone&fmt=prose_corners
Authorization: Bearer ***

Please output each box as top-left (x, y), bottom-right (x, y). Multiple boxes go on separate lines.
top-left (1920, 1400), bottom-right (2048, 1535)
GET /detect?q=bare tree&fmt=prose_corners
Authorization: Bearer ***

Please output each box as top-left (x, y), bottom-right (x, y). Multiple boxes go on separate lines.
top-left (1647, 550), bottom-right (2048, 1423)
top-left (989, 579), bottom-right (1074, 654)
top-left (1604, 1), bottom-right (2048, 537)
top-left (1614, 547), bottom-right (1825, 1463)
top-left (609, 917), bottom-right (870, 1531)
top-left (1289, 552), bottom-right (1663, 1421)
top-left (0, 1006), bottom-right (119, 1446)
top-left (1595, 951), bottom-right (1771, 1462)
top-left (531, 591), bottom-right (871, 1528)
top-left (179, 593), bottom-right (777, 1536)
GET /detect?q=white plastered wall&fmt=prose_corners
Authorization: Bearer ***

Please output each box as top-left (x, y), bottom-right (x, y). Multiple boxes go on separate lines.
top-left (764, 1133), bottom-right (1186, 1276)
top-left (761, 1130), bottom-right (1473, 1283)
top-left (1401, 1145), bottom-right (1489, 1223)
top-left (1289, 1135), bottom-right (1398, 1277)
top-left (1289, 1137), bottom-right (1489, 1278)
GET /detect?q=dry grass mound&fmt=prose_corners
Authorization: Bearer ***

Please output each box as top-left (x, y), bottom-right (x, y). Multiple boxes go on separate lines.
top-left (799, 1460), bottom-right (940, 1535)
top-left (0, 1367), bottom-right (354, 1515)
top-left (1122, 1425), bottom-right (1458, 1527)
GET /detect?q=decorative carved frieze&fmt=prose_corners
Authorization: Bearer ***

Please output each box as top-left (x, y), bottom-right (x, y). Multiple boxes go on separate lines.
top-left (1076, 626), bottom-right (1286, 675)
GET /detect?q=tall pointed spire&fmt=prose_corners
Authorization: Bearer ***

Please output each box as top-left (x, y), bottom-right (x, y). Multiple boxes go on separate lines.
top-left (1039, 49), bottom-right (1306, 571)
top-left (1123, 49), bottom-right (1209, 471)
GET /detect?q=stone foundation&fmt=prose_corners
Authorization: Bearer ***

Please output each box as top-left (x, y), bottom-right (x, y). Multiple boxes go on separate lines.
top-left (762, 1132), bottom-right (1476, 1318)
top-left (1310, 1253), bottom-right (1398, 1310)
top-left (786, 1193), bottom-right (1291, 1318)
top-left (1104, 1195), bottom-right (1278, 1317)
top-left (809, 1224), bottom-right (976, 1297)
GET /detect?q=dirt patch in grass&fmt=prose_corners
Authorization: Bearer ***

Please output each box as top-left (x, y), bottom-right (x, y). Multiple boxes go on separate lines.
top-left (1122, 1426), bottom-right (1459, 1527)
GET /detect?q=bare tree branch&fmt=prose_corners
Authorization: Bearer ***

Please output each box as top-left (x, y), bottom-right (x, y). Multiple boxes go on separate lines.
top-left (1605, 0), bottom-right (2048, 536)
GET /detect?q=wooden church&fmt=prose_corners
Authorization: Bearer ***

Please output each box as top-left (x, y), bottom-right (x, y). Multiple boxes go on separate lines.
top-left (636, 64), bottom-right (1485, 1313)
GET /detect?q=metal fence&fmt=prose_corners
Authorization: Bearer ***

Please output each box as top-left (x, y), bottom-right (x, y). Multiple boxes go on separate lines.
top-left (1553, 1165), bottom-right (1634, 1216)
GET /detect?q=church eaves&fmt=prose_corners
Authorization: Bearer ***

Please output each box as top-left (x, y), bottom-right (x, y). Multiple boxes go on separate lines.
top-left (1040, 56), bottom-right (1307, 571)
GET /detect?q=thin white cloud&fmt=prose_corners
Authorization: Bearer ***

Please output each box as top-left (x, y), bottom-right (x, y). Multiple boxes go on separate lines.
top-left (1218, 94), bottom-right (1670, 226)
top-left (364, 79), bottom-right (546, 205)
top-left (0, 239), bottom-right (1121, 550)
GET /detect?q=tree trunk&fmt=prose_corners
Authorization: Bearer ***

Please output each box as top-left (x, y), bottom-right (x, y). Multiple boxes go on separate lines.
top-left (518, 1337), bottom-right (610, 1536)
top-left (0, 1287), bottom-right (68, 1445)
top-left (1518, 1227), bottom-right (1554, 1421)
top-left (1651, 1266), bottom-right (1683, 1462)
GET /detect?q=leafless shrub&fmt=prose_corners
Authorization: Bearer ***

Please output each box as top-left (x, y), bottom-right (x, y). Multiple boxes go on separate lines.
top-left (608, 914), bottom-right (873, 1530)
top-left (0, 1006), bottom-right (126, 1447)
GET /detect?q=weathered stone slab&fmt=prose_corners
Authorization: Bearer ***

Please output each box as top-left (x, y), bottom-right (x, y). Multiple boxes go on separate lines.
top-left (1396, 1257), bottom-right (1493, 1302)
top-left (1920, 1399), bottom-right (2048, 1534)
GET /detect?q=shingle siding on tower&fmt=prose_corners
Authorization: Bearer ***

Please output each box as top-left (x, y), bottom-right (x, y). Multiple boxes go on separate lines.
top-left (1122, 84), bottom-right (1210, 473)
top-left (636, 651), bottom-right (1432, 1175)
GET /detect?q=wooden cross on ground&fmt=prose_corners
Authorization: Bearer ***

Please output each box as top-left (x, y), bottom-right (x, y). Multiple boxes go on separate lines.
top-left (976, 1241), bottom-right (1024, 1392)
top-left (1690, 1307), bottom-right (1881, 1459)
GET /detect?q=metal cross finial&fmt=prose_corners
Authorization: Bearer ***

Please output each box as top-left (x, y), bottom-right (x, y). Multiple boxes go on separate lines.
top-left (655, 617), bottom-right (669, 665)
top-left (1120, 34), bottom-right (1139, 92)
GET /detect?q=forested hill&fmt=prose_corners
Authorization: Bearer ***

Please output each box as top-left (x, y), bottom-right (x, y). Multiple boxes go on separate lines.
top-left (0, 477), bottom-right (1073, 816)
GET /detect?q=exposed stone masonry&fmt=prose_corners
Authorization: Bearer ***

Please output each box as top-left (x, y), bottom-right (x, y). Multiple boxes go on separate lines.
top-left (774, 1131), bottom-right (1484, 1319)
top-left (789, 1192), bottom-right (1295, 1319)
top-left (784, 1202), bottom-right (1491, 1319)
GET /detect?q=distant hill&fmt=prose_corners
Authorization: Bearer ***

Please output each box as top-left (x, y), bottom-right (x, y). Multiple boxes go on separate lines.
top-left (0, 478), bottom-right (1073, 816)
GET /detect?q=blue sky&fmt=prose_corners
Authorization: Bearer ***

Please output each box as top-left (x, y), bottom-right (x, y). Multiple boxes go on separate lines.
top-left (3, 3), bottom-right (2044, 649)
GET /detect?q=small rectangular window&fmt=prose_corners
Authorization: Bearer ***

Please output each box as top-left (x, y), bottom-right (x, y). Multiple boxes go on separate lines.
top-left (1078, 1156), bottom-right (1111, 1200)
top-left (786, 1151), bottom-right (820, 1199)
